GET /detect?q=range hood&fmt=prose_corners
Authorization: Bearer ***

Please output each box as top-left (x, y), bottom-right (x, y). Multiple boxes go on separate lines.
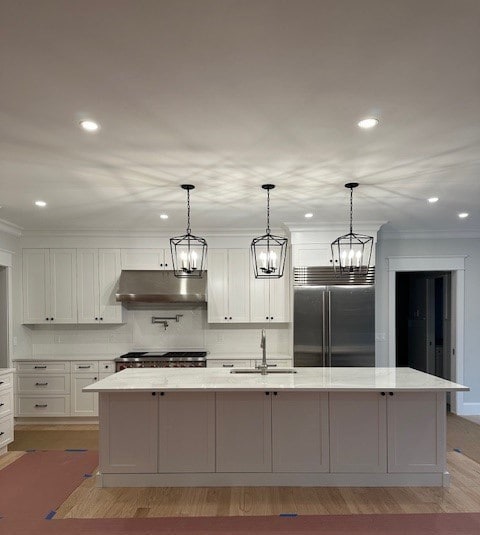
top-left (116, 270), bottom-right (207, 306)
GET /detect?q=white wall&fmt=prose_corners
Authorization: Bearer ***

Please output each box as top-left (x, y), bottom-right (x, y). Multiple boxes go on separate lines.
top-left (375, 232), bottom-right (480, 409)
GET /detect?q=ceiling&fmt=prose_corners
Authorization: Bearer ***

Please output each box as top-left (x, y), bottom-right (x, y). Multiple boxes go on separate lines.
top-left (1, 0), bottom-right (479, 233)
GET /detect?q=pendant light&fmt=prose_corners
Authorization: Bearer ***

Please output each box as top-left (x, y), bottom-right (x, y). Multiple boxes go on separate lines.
top-left (331, 182), bottom-right (373, 275)
top-left (251, 184), bottom-right (288, 279)
top-left (170, 184), bottom-right (207, 278)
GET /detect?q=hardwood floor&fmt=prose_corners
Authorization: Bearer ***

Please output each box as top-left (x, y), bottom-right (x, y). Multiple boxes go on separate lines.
top-left (3, 414), bottom-right (480, 518)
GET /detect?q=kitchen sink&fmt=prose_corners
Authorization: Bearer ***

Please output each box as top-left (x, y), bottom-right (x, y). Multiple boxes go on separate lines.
top-left (230, 368), bottom-right (297, 374)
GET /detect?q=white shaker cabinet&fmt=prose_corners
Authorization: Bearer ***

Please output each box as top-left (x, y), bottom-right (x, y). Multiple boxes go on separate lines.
top-left (71, 373), bottom-right (99, 417)
top-left (77, 249), bottom-right (123, 324)
top-left (216, 391), bottom-right (272, 472)
top-left (207, 249), bottom-right (250, 323)
top-left (120, 248), bottom-right (171, 270)
top-left (23, 249), bottom-right (77, 324)
top-left (250, 256), bottom-right (290, 323)
top-left (158, 392), bottom-right (215, 473)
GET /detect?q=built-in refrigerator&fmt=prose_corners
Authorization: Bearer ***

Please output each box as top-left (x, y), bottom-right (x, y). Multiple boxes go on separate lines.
top-left (293, 267), bottom-right (375, 367)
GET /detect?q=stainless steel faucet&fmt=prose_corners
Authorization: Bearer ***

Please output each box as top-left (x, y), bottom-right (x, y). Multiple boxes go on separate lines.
top-left (257, 329), bottom-right (268, 375)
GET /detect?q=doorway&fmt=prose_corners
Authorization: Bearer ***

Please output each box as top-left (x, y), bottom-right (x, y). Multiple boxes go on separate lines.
top-left (396, 271), bottom-right (451, 380)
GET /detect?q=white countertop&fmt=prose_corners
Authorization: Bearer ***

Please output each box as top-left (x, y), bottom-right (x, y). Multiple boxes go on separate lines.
top-left (0, 368), bottom-right (15, 376)
top-left (83, 367), bottom-right (469, 393)
top-left (13, 355), bottom-right (116, 362)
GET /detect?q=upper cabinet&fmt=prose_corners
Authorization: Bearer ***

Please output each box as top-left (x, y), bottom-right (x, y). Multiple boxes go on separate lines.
top-left (207, 249), bottom-right (250, 323)
top-left (77, 249), bottom-right (123, 324)
top-left (120, 249), bottom-right (171, 270)
top-left (23, 249), bottom-right (77, 324)
top-left (250, 255), bottom-right (290, 323)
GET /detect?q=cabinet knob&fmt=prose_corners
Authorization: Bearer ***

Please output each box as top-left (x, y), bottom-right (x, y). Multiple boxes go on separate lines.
top-left (95, 317), bottom-right (98, 321)
top-left (270, 317), bottom-right (273, 320)
top-left (224, 317), bottom-right (227, 320)
top-left (273, 392), bottom-right (278, 396)
top-left (100, 317), bottom-right (103, 321)
top-left (0, 403), bottom-right (4, 407)
top-left (45, 318), bottom-right (49, 321)
top-left (0, 432), bottom-right (4, 436)
top-left (265, 392), bottom-right (270, 396)
top-left (50, 317), bottom-right (54, 321)
top-left (94, 377), bottom-right (97, 381)
top-left (389, 392), bottom-right (394, 396)
top-left (265, 316), bottom-right (268, 320)
top-left (380, 392), bottom-right (386, 396)
top-left (165, 263), bottom-right (168, 267)
top-left (229, 317), bottom-right (232, 320)
top-left (160, 392), bottom-right (165, 396)
top-left (160, 263), bottom-right (163, 267)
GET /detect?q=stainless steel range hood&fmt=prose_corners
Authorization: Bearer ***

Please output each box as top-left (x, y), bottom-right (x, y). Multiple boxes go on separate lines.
top-left (116, 270), bottom-right (207, 306)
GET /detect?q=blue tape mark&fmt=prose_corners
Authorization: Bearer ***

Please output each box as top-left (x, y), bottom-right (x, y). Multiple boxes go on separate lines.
top-left (279, 513), bottom-right (298, 517)
top-left (45, 510), bottom-right (56, 520)
top-left (454, 448), bottom-right (462, 453)
top-left (65, 449), bottom-right (87, 452)
top-left (84, 473), bottom-right (92, 478)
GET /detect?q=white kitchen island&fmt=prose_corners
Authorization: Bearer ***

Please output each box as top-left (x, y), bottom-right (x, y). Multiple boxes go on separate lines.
top-left (84, 367), bottom-right (468, 488)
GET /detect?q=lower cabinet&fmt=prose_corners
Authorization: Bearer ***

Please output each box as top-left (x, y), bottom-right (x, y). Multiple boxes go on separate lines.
top-left (71, 373), bottom-right (99, 417)
top-left (329, 391), bottom-right (445, 474)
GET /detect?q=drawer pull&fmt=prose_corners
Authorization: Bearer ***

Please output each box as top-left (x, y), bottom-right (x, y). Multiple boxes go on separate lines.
top-left (35, 404), bottom-right (48, 408)
top-left (0, 403), bottom-right (4, 407)
top-left (78, 366), bottom-right (91, 369)
top-left (0, 381), bottom-right (3, 385)
top-left (34, 366), bottom-right (47, 369)
top-left (222, 364), bottom-right (234, 368)
top-left (267, 364), bottom-right (278, 367)
top-left (0, 432), bottom-right (4, 436)
top-left (35, 382), bottom-right (48, 386)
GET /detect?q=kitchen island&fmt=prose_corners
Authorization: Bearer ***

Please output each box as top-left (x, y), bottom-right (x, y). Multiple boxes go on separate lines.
top-left (84, 367), bottom-right (468, 488)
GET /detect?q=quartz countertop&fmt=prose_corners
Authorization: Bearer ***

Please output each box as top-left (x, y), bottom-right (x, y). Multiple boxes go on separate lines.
top-left (13, 355), bottom-right (116, 362)
top-left (83, 367), bottom-right (469, 393)
top-left (0, 368), bottom-right (15, 376)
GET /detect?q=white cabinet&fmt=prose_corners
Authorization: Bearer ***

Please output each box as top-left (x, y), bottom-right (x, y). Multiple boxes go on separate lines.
top-left (0, 371), bottom-right (14, 454)
top-left (207, 249), bottom-right (250, 323)
top-left (120, 249), bottom-right (171, 270)
top-left (77, 249), bottom-right (123, 324)
top-left (292, 244), bottom-right (332, 267)
top-left (387, 391), bottom-right (445, 473)
top-left (329, 392), bottom-right (387, 473)
top-left (99, 392), bottom-right (158, 473)
top-left (272, 392), bottom-right (329, 473)
top-left (216, 392), bottom-right (272, 472)
top-left (70, 363), bottom-right (99, 417)
top-left (23, 249), bottom-right (77, 324)
top-left (158, 392), bottom-right (215, 473)
top-left (250, 257), bottom-right (290, 323)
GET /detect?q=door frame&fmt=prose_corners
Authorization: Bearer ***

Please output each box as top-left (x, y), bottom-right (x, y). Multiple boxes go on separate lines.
top-left (0, 248), bottom-right (13, 368)
top-left (387, 255), bottom-right (466, 415)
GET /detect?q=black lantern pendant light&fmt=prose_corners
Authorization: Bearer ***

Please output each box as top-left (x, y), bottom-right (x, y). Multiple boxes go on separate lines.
top-left (170, 184), bottom-right (207, 278)
top-left (331, 182), bottom-right (373, 275)
top-left (251, 184), bottom-right (288, 279)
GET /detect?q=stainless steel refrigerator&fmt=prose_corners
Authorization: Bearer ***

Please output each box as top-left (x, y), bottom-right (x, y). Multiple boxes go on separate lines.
top-left (293, 267), bottom-right (375, 367)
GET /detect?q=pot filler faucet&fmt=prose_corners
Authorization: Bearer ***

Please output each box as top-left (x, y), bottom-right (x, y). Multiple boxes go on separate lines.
top-left (257, 329), bottom-right (268, 375)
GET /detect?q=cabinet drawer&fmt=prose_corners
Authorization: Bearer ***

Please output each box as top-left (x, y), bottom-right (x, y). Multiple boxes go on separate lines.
top-left (16, 361), bottom-right (71, 373)
top-left (0, 389), bottom-right (14, 418)
top-left (0, 415), bottom-right (14, 447)
top-left (254, 359), bottom-right (292, 369)
top-left (16, 396), bottom-right (70, 417)
top-left (17, 374), bottom-right (69, 395)
top-left (0, 373), bottom-right (13, 391)
top-left (207, 359), bottom-right (252, 368)
top-left (99, 361), bottom-right (115, 373)
top-left (72, 361), bottom-right (99, 373)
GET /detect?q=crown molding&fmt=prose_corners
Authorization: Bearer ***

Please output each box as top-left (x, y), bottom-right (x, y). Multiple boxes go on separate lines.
top-left (0, 218), bottom-right (23, 237)
top-left (285, 221), bottom-right (386, 233)
top-left (379, 229), bottom-right (480, 240)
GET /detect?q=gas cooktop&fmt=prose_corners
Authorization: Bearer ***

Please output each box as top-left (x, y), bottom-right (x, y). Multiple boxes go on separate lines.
top-left (115, 351), bottom-right (207, 362)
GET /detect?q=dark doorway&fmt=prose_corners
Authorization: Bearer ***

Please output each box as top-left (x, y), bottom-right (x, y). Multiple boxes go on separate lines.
top-left (396, 271), bottom-right (451, 380)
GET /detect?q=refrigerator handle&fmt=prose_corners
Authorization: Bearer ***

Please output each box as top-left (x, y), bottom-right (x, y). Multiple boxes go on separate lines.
top-left (327, 290), bottom-right (332, 366)
top-left (322, 291), bottom-right (326, 367)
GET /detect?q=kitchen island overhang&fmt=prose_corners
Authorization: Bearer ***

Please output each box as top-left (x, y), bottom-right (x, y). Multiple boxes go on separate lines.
top-left (85, 367), bottom-right (468, 488)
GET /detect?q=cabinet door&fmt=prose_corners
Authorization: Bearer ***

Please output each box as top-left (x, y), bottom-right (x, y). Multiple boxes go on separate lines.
top-left (49, 249), bottom-right (77, 323)
top-left (272, 392), bottom-right (329, 472)
top-left (329, 392), bottom-right (387, 473)
top-left (227, 249), bottom-right (250, 322)
top-left (71, 373), bottom-right (98, 416)
top-left (99, 392), bottom-right (158, 473)
top-left (387, 392), bottom-right (446, 473)
top-left (292, 244), bottom-right (331, 267)
top-left (98, 249), bottom-right (123, 323)
top-left (249, 276), bottom-right (270, 322)
top-left (22, 249), bottom-right (50, 324)
top-left (207, 250), bottom-right (229, 323)
top-left (216, 392), bottom-right (272, 472)
top-left (120, 248), bottom-right (167, 270)
top-left (77, 249), bottom-right (100, 323)
top-left (269, 260), bottom-right (290, 322)
top-left (158, 392), bottom-right (215, 472)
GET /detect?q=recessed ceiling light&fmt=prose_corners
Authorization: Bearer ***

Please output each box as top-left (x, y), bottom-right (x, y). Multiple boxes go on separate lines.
top-left (358, 118), bottom-right (379, 129)
top-left (304, 213), bottom-right (313, 218)
top-left (79, 120), bottom-right (99, 132)
top-left (34, 200), bottom-right (47, 207)
top-left (458, 212), bottom-right (469, 219)
top-left (160, 214), bottom-right (169, 219)
top-left (428, 197), bottom-right (439, 203)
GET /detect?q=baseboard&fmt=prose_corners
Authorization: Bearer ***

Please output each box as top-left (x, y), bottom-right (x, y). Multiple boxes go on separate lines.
top-left (15, 417), bottom-right (99, 426)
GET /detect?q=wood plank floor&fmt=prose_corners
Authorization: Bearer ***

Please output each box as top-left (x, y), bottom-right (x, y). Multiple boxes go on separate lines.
top-left (3, 414), bottom-right (480, 518)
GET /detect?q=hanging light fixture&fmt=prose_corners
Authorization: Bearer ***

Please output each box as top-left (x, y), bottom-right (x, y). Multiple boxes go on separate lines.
top-left (170, 184), bottom-right (207, 278)
top-left (251, 184), bottom-right (288, 279)
top-left (331, 182), bottom-right (373, 275)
